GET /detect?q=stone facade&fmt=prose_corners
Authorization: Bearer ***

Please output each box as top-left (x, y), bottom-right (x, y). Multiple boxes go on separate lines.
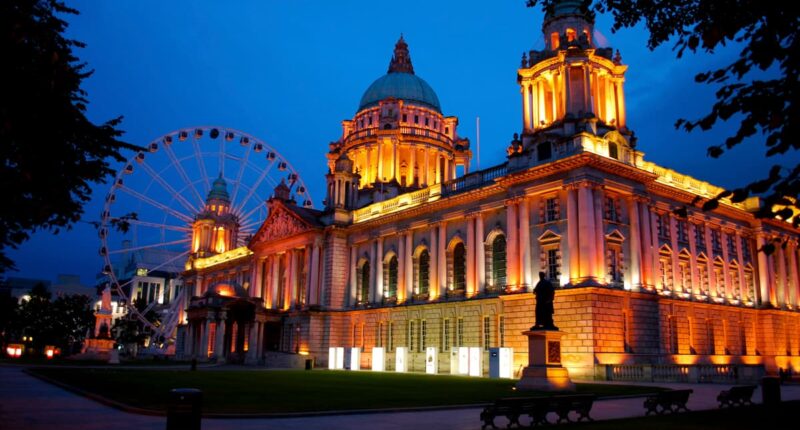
top-left (175, 4), bottom-right (800, 379)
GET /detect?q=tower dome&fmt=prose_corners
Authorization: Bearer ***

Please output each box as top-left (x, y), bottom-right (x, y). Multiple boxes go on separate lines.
top-left (357, 36), bottom-right (441, 113)
top-left (207, 175), bottom-right (230, 202)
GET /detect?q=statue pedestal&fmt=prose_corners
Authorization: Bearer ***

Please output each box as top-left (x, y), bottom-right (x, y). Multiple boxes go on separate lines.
top-left (516, 330), bottom-right (575, 392)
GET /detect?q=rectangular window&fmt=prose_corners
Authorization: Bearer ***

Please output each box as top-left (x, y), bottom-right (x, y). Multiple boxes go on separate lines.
top-left (546, 198), bottom-right (559, 222)
top-left (670, 317), bottom-right (679, 354)
top-left (706, 320), bottom-right (715, 355)
top-left (499, 316), bottom-right (505, 347)
top-left (677, 221), bottom-right (688, 242)
top-left (695, 225), bottom-right (706, 250)
top-left (443, 318), bottom-right (451, 351)
top-left (457, 318), bottom-right (464, 347)
top-left (408, 320), bottom-right (415, 351)
top-left (368, 116), bottom-right (372, 126)
top-left (420, 320), bottom-right (426, 351)
top-left (414, 115), bottom-right (419, 124)
top-left (483, 316), bottom-right (491, 351)
top-left (388, 322), bottom-right (394, 351)
top-left (605, 197), bottom-right (618, 222)
top-left (547, 248), bottom-right (560, 281)
top-left (727, 235), bottom-right (737, 257)
top-left (658, 214), bottom-right (671, 239)
top-left (402, 114), bottom-right (407, 122)
top-left (711, 230), bottom-right (722, 251)
top-left (425, 117), bottom-right (429, 126)
top-left (741, 237), bottom-right (752, 261)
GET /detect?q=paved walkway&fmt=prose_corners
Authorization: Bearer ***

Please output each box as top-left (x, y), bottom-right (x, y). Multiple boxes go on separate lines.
top-left (1, 365), bottom-right (799, 430)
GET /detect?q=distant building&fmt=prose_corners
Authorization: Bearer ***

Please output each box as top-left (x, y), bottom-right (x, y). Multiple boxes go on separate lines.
top-left (176, 2), bottom-right (799, 379)
top-left (3, 277), bottom-right (52, 303)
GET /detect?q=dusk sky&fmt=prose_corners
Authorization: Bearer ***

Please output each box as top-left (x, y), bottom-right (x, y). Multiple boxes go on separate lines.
top-left (8, 0), bottom-right (794, 286)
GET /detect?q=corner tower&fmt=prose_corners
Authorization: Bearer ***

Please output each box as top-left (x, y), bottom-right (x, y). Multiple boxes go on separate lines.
top-left (328, 36), bottom-right (471, 205)
top-left (191, 175), bottom-right (240, 257)
top-left (515, 0), bottom-right (634, 165)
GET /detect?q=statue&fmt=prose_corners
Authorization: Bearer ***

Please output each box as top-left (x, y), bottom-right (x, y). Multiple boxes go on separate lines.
top-left (532, 271), bottom-right (557, 330)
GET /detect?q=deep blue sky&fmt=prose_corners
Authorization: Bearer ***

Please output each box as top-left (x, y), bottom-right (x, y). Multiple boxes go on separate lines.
top-left (8, 1), bottom-right (792, 285)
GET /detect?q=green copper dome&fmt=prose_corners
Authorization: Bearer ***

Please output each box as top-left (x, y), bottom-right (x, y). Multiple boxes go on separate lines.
top-left (207, 175), bottom-right (230, 202)
top-left (357, 35), bottom-right (442, 113)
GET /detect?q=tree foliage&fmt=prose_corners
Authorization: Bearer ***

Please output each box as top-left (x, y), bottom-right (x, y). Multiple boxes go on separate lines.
top-left (527, 0), bottom-right (799, 226)
top-left (0, 0), bottom-right (140, 273)
top-left (5, 283), bottom-right (94, 353)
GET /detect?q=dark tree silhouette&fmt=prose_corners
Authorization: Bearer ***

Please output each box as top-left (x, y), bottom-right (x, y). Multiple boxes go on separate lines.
top-left (0, 0), bottom-right (140, 272)
top-left (527, 0), bottom-right (799, 232)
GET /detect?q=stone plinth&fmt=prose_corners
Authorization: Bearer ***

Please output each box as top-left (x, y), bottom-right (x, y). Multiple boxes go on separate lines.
top-left (516, 329), bottom-right (575, 391)
top-left (78, 338), bottom-right (116, 361)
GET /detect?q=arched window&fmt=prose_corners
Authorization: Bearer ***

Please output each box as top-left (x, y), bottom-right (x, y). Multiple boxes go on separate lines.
top-left (566, 28), bottom-right (577, 42)
top-left (550, 32), bottom-right (560, 50)
top-left (358, 260), bottom-right (370, 304)
top-left (418, 250), bottom-right (430, 295)
top-left (383, 123), bottom-right (392, 130)
top-left (490, 235), bottom-right (507, 288)
top-left (453, 243), bottom-right (466, 292)
top-left (608, 142), bottom-right (619, 160)
top-left (386, 255), bottom-right (398, 299)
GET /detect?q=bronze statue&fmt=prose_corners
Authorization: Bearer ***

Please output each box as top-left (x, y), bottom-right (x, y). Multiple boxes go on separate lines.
top-left (532, 271), bottom-right (557, 330)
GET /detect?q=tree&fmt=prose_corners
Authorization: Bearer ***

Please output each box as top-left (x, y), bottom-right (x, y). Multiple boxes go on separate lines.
top-left (50, 293), bottom-right (94, 352)
top-left (0, 0), bottom-right (140, 273)
top-left (527, 0), bottom-right (799, 229)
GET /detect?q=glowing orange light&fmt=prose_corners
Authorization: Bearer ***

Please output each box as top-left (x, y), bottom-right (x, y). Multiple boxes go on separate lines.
top-left (6, 344), bottom-right (23, 358)
top-left (216, 285), bottom-right (235, 297)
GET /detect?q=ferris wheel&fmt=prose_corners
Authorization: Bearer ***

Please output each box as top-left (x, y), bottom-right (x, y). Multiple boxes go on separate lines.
top-left (98, 126), bottom-right (313, 349)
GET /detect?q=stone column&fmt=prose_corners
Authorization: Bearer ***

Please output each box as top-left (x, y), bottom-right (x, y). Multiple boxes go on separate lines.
top-left (466, 215), bottom-right (476, 297)
top-left (214, 314), bottom-right (226, 362)
top-left (270, 256), bottom-right (279, 309)
top-left (734, 233), bottom-right (746, 301)
top-left (438, 222), bottom-right (447, 296)
top-left (309, 241), bottom-right (321, 305)
top-left (369, 241), bottom-right (377, 303)
top-left (777, 241), bottom-right (787, 307)
top-left (405, 232), bottom-right (414, 300)
top-left (688, 223), bottom-right (699, 296)
top-left (409, 146), bottom-right (416, 186)
top-left (704, 225), bottom-right (715, 296)
top-left (423, 149), bottom-right (430, 187)
top-left (506, 200), bottom-right (519, 287)
top-left (246, 321), bottom-right (259, 364)
top-left (194, 274), bottom-right (204, 297)
top-left (593, 186), bottom-right (605, 280)
top-left (566, 188), bottom-right (579, 284)
top-left (577, 185), bottom-right (597, 282)
top-left (288, 250), bottom-right (298, 308)
top-left (788, 241), bottom-right (799, 308)
top-left (476, 213), bottom-right (486, 293)
top-left (669, 215), bottom-right (679, 293)
top-left (519, 198), bottom-right (532, 289)
top-left (303, 245), bottom-right (312, 306)
top-left (349, 245), bottom-right (358, 306)
top-left (392, 141), bottom-right (398, 182)
top-left (522, 82), bottom-right (532, 131)
top-left (398, 232), bottom-right (406, 302)
top-left (200, 319), bottom-right (210, 360)
top-left (434, 153), bottom-right (441, 184)
top-left (430, 226), bottom-right (439, 298)
top-left (649, 207), bottom-right (660, 288)
top-left (721, 231), bottom-right (732, 299)
top-left (185, 323), bottom-right (195, 358)
top-left (627, 198), bottom-right (641, 290)
top-left (375, 237), bottom-right (384, 303)
top-left (377, 141), bottom-right (384, 182)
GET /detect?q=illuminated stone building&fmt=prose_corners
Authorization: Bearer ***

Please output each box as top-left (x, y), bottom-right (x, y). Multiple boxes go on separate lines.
top-left (179, 2), bottom-right (799, 377)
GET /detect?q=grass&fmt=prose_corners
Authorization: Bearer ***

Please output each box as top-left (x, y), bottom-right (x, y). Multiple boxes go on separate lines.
top-left (28, 368), bottom-right (664, 414)
top-left (559, 401), bottom-right (800, 430)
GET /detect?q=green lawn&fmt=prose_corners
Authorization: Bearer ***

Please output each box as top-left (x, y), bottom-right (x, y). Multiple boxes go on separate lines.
top-left (559, 401), bottom-right (800, 430)
top-left (28, 368), bottom-right (663, 414)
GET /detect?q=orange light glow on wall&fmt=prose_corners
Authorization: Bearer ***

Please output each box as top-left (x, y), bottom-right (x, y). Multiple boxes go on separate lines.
top-left (216, 285), bottom-right (235, 297)
top-left (215, 227), bottom-right (227, 253)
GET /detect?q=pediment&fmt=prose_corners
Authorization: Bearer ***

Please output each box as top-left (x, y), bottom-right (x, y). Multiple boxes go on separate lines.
top-left (250, 203), bottom-right (315, 244)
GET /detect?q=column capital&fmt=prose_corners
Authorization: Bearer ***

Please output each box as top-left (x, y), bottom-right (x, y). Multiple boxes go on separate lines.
top-left (504, 197), bottom-right (523, 207)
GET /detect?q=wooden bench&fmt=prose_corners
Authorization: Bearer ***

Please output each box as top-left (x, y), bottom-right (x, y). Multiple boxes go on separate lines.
top-left (717, 385), bottom-right (757, 408)
top-left (643, 389), bottom-right (693, 415)
top-left (479, 394), bottom-right (595, 429)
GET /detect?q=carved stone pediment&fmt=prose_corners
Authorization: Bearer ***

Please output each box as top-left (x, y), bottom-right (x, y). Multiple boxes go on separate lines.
top-left (252, 206), bottom-right (311, 243)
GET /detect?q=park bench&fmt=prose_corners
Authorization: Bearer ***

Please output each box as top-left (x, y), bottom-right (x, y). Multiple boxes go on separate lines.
top-left (479, 394), bottom-right (596, 429)
top-left (717, 385), bottom-right (757, 408)
top-left (643, 389), bottom-right (693, 415)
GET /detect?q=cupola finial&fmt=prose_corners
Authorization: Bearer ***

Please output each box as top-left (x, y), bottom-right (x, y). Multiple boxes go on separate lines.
top-left (388, 34), bottom-right (415, 74)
